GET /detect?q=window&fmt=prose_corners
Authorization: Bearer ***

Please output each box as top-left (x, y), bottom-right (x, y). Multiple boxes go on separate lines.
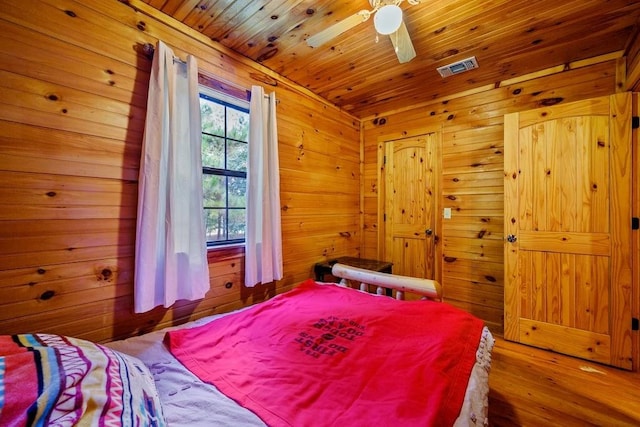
top-left (199, 86), bottom-right (249, 247)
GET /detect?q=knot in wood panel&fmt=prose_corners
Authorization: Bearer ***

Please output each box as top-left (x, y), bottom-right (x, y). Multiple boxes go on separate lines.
top-left (97, 267), bottom-right (114, 282)
top-left (40, 290), bottom-right (55, 300)
top-left (249, 72), bottom-right (278, 86)
top-left (539, 97), bottom-right (564, 106)
top-left (256, 48), bottom-right (278, 62)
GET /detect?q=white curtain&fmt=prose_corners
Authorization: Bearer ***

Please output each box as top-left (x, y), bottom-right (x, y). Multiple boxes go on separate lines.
top-left (245, 86), bottom-right (283, 287)
top-left (134, 41), bottom-right (209, 313)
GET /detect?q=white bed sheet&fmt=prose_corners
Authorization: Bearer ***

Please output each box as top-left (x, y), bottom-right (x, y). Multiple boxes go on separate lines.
top-left (107, 310), bottom-right (494, 427)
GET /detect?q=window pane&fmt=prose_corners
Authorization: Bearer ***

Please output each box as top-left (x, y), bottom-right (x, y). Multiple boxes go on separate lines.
top-left (228, 209), bottom-right (245, 240)
top-left (203, 175), bottom-right (226, 208)
top-left (204, 208), bottom-right (227, 242)
top-left (227, 108), bottom-right (249, 142)
top-left (200, 98), bottom-right (225, 137)
top-left (228, 177), bottom-right (246, 208)
top-left (227, 140), bottom-right (247, 172)
top-left (200, 87), bottom-right (248, 246)
top-left (202, 135), bottom-right (224, 169)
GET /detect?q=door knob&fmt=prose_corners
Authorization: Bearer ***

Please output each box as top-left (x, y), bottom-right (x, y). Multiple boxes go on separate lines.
top-left (506, 234), bottom-right (517, 243)
top-left (425, 229), bottom-right (433, 236)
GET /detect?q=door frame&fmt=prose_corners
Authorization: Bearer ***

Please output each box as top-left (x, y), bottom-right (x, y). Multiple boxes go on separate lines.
top-left (633, 93), bottom-right (640, 371)
top-left (376, 125), bottom-right (443, 283)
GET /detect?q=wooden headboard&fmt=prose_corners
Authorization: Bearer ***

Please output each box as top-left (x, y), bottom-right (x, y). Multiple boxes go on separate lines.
top-left (330, 263), bottom-right (442, 301)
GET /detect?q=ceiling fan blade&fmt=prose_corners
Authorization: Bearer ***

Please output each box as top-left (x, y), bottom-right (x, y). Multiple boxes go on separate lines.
top-left (390, 21), bottom-right (416, 63)
top-left (307, 10), bottom-right (370, 48)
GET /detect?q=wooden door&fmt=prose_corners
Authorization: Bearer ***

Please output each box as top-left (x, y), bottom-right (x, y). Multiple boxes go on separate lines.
top-left (504, 93), bottom-right (633, 369)
top-left (383, 135), bottom-right (436, 281)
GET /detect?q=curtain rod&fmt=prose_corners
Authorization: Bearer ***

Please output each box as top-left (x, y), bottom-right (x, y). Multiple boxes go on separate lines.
top-left (141, 43), bottom-right (274, 100)
top-left (142, 42), bottom-right (186, 65)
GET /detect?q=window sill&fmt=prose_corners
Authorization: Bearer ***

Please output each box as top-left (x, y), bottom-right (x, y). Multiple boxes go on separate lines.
top-left (207, 244), bottom-right (245, 262)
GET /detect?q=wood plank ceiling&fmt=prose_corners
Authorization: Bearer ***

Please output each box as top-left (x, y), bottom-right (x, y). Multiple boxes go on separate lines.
top-left (141, 0), bottom-right (640, 118)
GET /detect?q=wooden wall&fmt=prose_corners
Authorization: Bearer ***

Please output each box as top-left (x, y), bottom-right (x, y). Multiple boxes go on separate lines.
top-left (361, 55), bottom-right (628, 335)
top-left (1, 0), bottom-right (638, 350)
top-left (627, 27), bottom-right (640, 92)
top-left (0, 0), bottom-right (360, 343)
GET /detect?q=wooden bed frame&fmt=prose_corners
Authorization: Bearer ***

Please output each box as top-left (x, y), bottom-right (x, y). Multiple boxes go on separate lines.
top-left (330, 263), bottom-right (442, 301)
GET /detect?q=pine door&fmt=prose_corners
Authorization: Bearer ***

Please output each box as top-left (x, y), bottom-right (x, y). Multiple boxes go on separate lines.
top-left (383, 135), bottom-right (436, 281)
top-left (504, 93), bottom-right (633, 369)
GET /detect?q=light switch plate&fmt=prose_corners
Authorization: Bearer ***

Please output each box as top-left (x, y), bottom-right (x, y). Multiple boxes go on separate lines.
top-left (443, 207), bottom-right (452, 219)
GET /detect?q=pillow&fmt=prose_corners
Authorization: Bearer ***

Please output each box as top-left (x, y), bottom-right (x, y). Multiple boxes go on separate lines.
top-left (0, 333), bottom-right (166, 426)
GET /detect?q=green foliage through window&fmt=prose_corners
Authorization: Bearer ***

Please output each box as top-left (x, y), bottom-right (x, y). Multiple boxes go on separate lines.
top-left (200, 89), bottom-right (249, 246)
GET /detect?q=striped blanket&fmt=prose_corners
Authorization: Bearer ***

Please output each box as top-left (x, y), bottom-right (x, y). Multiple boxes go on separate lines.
top-left (0, 333), bottom-right (165, 426)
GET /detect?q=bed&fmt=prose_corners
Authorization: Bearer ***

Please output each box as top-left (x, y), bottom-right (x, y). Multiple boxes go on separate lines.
top-left (0, 264), bottom-right (494, 426)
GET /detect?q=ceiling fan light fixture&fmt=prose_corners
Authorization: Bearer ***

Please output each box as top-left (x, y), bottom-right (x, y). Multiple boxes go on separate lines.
top-left (374, 5), bottom-right (403, 35)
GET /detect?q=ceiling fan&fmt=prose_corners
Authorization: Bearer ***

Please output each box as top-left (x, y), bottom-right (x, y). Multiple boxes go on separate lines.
top-left (306, 0), bottom-right (421, 63)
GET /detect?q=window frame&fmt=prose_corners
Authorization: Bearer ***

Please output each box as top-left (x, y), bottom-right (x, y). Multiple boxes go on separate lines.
top-left (199, 85), bottom-right (250, 250)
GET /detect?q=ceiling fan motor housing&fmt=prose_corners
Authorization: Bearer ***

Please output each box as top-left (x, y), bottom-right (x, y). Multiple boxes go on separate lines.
top-left (374, 5), bottom-right (403, 35)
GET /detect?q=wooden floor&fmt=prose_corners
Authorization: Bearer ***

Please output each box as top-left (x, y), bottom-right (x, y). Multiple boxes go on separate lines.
top-left (488, 337), bottom-right (640, 426)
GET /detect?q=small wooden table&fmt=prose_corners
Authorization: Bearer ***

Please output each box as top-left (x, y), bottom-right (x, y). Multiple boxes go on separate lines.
top-left (314, 256), bottom-right (393, 282)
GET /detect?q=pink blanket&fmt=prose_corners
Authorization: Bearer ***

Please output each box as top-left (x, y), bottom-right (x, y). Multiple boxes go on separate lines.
top-left (166, 280), bottom-right (484, 426)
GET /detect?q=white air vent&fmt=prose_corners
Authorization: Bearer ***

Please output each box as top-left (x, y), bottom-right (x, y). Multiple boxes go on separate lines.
top-left (436, 56), bottom-right (479, 78)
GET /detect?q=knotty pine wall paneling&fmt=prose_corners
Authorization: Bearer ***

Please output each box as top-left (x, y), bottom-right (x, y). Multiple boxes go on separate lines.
top-left (362, 56), bottom-right (626, 335)
top-left (626, 29), bottom-right (640, 92)
top-left (0, 0), bottom-right (360, 342)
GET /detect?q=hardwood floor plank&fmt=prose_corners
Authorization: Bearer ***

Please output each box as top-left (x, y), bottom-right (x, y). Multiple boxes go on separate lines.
top-left (488, 337), bottom-right (640, 426)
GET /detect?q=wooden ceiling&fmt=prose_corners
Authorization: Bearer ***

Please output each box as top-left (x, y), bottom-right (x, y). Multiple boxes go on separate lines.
top-left (141, 0), bottom-right (640, 118)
